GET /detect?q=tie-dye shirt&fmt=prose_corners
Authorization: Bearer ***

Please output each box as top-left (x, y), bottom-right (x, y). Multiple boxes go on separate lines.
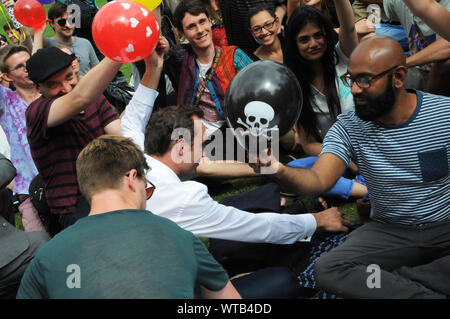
top-left (0, 86), bottom-right (38, 195)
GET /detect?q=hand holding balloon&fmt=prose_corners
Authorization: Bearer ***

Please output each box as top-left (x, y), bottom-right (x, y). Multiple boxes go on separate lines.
top-left (225, 60), bottom-right (303, 151)
top-left (248, 147), bottom-right (281, 175)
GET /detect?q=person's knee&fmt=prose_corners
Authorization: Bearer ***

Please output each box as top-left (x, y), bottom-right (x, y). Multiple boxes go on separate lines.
top-left (314, 252), bottom-right (345, 291)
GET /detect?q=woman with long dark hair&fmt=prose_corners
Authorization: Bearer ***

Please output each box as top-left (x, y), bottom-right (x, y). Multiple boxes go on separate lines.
top-left (285, 0), bottom-right (367, 206)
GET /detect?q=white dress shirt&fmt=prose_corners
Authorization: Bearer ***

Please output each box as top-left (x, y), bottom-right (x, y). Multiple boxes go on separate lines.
top-left (121, 84), bottom-right (317, 244)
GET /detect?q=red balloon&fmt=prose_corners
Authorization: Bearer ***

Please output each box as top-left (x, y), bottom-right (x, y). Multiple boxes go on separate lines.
top-left (92, 0), bottom-right (160, 63)
top-left (13, 0), bottom-right (47, 29)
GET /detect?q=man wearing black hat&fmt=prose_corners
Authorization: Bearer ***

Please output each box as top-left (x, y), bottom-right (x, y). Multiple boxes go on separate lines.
top-left (25, 47), bottom-right (122, 230)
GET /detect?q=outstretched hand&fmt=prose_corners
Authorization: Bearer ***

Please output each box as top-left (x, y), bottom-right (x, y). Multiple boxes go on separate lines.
top-left (312, 207), bottom-right (351, 233)
top-left (248, 148), bottom-right (282, 175)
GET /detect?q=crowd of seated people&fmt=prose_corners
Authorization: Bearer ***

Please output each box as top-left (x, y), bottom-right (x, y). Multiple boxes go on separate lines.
top-left (1, 0), bottom-right (449, 299)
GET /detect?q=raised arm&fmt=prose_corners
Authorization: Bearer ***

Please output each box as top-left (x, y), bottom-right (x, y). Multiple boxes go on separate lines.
top-left (32, 24), bottom-right (46, 55)
top-left (46, 58), bottom-right (121, 128)
top-left (334, 0), bottom-right (359, 57)
top-left (287, 0), bottom-right (300, 22)
top-left (406, 38), bottom-right (450, 67)
top-left (121, 39), bottom-right (165, 150)
top-left (402, 0), bottom-right (450, 41)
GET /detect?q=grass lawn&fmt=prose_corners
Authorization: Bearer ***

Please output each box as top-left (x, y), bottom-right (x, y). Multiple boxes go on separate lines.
top-left (209, 173), bottom-right (365, 225)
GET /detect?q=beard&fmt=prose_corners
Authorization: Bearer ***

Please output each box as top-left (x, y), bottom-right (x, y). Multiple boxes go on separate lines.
top-left (354, 76), bottom-right (397, 122)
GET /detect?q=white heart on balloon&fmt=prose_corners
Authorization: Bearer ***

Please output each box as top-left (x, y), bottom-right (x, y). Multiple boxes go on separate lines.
top-left (125, 44), bottom-right (135, 53)
top-left (130, 18), bottom-right (139, 28)
top-left (121, 3), bottom-right (130, 9)
top-left (146, 26), bottom-right (152, 37)
top-left (141, 8), bottom-right (148, 16)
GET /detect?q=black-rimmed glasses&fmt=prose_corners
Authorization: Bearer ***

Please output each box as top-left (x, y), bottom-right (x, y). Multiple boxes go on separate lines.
top-left (250, 18), bottom-right (277, 34)
top-left (341, 65), bottom-right (400, 89)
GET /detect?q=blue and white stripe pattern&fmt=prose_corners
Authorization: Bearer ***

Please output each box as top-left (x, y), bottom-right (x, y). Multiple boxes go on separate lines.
top-left (322, 90), bottom-right (450, 225)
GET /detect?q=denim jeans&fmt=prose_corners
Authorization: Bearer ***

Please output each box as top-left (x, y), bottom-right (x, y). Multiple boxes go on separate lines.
top-left (375, 23), bottom-right (410, 56)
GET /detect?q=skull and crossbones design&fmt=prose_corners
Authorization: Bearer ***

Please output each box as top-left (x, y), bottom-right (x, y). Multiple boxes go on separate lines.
top-left (237, 101), bottom-right (279, 140)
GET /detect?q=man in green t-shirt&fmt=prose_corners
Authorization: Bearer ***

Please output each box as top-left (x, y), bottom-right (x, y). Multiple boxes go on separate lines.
top-left (16, 134), bottom-right (240, 299)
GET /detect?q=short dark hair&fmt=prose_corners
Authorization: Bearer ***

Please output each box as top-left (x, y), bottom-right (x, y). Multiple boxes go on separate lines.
top-left (248, 4), bottom-right (277, 29)
top-left (77, 135), bottom-right (149, 202)
top-left (173, 0), bottom-right (209, 31)
top-left (0, 44), bottom-right (30, 73)
top-left (48, 1), bottom-right (67, 21)
top-left (144, 105), bottom-right (203, 156)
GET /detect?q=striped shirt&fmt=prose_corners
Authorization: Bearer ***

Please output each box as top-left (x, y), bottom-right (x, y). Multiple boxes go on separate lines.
top-left (26, 95), bottom-right (119, 215)
top-left (322, 90), bottom-right (450, 225)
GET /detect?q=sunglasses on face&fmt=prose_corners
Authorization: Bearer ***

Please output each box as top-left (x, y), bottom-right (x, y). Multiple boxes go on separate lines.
top-left (52, 18), bottom-right (71, 27)
top-left (126, 172), bottom-right (156, 200)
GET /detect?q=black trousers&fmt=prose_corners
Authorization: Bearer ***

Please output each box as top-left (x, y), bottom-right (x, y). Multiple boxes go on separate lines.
top-left (209, 183), bottom-right (311, 277)
top-left (314, 220), bottom-right (450, 298)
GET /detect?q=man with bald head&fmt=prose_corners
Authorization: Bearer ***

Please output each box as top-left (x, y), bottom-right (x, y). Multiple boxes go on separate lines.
top-left (252, 36), bottom-right (450, 298)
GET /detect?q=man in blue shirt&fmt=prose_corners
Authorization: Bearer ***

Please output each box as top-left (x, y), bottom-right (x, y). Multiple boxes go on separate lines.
top-left (252, 36), bottom-right (450, 298)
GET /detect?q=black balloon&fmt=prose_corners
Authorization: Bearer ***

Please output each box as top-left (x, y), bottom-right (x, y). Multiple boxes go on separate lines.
top-left (225, 60), bottom-right (302, 150)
